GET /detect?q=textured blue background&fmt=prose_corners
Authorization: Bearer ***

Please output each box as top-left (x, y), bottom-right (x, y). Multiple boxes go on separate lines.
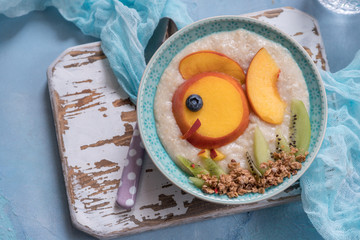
top-left (1, 0), bottom-right (359, 239)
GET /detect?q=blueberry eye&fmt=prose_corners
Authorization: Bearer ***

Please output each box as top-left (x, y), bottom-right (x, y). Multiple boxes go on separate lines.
top-left (186, 94), bottom-right (203, 112)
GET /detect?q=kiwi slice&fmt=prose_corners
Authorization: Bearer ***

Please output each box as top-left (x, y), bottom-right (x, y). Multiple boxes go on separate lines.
top-left (189, 177), bottom-right (205, 189)
top-left (254, 126), bottom-right (271, 174)
top-left (246, 152), bottom-right (262, 177)
top-left (275, 128), bottom-right (290, 153)
top-left (177, 156), bottom-right (209, 176)
top-left (202, 158), bottom-right (226, 177)
top-left (289, 100), bottom-right (311, 155)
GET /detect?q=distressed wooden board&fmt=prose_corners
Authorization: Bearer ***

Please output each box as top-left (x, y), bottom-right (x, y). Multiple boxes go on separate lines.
top-left (47, 7), bottom-right (329, 239)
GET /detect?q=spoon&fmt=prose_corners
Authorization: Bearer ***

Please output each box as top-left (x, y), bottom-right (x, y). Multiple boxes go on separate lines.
top-left (116, 123), bottom-right (144, 209)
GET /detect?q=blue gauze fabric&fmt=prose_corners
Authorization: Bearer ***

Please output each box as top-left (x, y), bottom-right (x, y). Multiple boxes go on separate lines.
top-left (0, 0), bottom-right (192, 104)
top-left (301, 50), bottom-right (360, 240)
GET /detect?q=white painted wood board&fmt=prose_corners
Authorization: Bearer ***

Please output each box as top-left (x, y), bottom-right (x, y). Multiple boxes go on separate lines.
top-left (47, 7), bottom-right (328, 239)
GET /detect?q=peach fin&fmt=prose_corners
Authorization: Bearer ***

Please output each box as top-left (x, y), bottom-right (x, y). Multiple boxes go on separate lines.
top-left (181, 118), bottom-right (201, 140)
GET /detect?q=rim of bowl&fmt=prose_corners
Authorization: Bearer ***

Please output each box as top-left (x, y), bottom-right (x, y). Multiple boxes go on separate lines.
top-left (137, 15), bottom-right (328, 204)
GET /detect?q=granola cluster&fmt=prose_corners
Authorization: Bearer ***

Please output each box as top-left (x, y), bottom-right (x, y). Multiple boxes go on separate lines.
top-left (199, 147), bottom-right (308, 198)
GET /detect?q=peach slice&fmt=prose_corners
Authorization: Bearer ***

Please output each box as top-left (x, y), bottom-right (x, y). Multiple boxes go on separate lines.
top-left (246, 48), bottom-right (286, 124)
top-left (181, 118), bottom-right (201, 140)
top-left (179, 51), bottom-right (246, 84)
top-left (172, 72), bottom-right (250, 149)
top-left (210, 149), bottom-right (225, 161)
top-left (198, 149), bottom-right (225, 161)
top-left (198, 149), bottom-right (210, 159)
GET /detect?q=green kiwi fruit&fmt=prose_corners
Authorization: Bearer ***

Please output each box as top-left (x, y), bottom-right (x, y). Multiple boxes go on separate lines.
top-left (275, 128), bottom-right (290, 153)
top-left (202, 158), bottom-right (226, 177)
top-left (177, 156), bottom-right (209, 176)
top-left (246, 152), bottom-right (262, 177)
top-left (289, 100), bottom-right (311, 155)
top-left (254, 126), bottom-right (271, 174)
top-left (189, 177), bottom-right (205, 189)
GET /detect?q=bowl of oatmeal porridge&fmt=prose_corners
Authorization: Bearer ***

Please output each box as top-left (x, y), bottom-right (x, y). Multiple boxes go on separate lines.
top-left (137, 16), bottom-right (327, 204)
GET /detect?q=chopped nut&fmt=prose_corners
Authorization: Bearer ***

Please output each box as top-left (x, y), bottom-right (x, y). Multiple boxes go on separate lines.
top-left (290, 147), bottom-right (298, 154)
top-left (202, 186), bottom-right (215, 194)
top-left (290, 161), bottom-right (302, 170)
top-left (227, 191), bottom-right (239, 198)
top-left (260, 161), bottom-right (269, 169)
top-left (198, 150), bottom-right (307, 198)
top-left (295, 154), bottom-right (306, 162)
top-left (217, 183), bottom-right (227, 194)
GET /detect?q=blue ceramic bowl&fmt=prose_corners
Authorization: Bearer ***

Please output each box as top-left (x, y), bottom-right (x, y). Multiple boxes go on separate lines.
top-left (137, 16), bottom-right (327, 204)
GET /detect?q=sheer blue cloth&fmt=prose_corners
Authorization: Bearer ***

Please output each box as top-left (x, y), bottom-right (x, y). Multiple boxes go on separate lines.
top-left (0, 0), bottom-right (192, 103)
top-left (301, 51), bottom-right (360, 240)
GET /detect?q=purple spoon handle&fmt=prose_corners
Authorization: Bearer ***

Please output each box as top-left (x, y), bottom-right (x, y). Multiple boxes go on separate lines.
top-left (116, 123), bottom-right (144, 209)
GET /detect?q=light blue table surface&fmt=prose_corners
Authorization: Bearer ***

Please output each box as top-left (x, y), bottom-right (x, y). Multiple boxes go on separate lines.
top-left (1, 0), bottom-right (359, 239)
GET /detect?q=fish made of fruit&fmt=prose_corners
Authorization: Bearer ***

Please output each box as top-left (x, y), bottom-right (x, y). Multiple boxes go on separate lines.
top-left (172, 71), bottom-right (250, 149)
top-left (170, 48), bottom-right (311, 196)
